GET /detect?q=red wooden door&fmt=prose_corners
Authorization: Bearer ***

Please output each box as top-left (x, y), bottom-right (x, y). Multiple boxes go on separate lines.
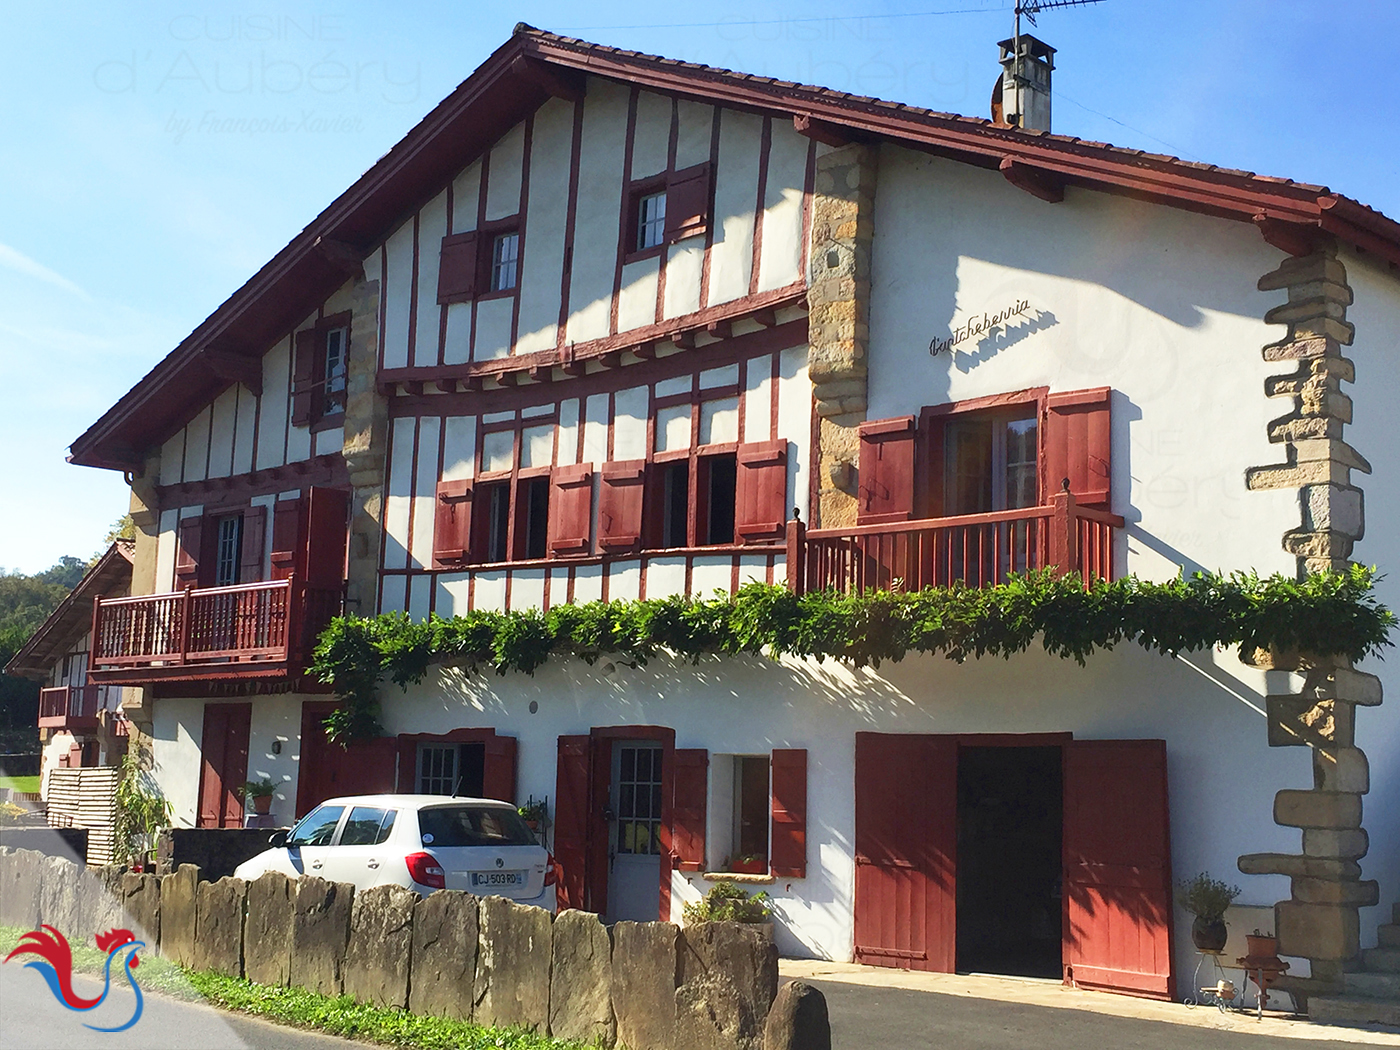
top-left (295, 701), bottom-right (397, 817)
top-left (853, 733), bottom-right (958, 972)
top-left (1062, 739), bottom-right (1175, 1000)
top-left (197, 702), bottom-right (251, 828)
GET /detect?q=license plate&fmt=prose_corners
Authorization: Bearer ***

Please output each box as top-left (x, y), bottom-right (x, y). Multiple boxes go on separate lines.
top-left (470, 871), bottom-right (523, 887)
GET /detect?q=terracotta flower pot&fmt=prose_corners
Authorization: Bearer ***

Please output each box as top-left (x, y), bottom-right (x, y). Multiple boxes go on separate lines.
top-left (1246, 933), bottom-right (1278, 959)
top-left (252, 794), bottom-right (273, 815)
top-left (1192, 916), bottom-right (1228, 953)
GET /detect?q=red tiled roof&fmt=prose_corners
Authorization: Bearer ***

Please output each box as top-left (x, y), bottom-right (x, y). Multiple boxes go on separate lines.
top-left (68, 24), bottom-right (1400, 472)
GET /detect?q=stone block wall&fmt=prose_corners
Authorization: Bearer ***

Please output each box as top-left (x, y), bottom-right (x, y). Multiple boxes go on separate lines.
top-left (0, 847), bottom-right (826, 1050)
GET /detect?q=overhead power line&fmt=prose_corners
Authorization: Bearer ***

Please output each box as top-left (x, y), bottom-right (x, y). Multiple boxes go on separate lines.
top-left (552, 5), bottom-right (1009, 33)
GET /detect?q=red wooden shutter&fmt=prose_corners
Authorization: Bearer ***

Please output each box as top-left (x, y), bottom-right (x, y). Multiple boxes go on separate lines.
top-left (239, 505), bottom-right (267, 583)
top-left (853, 733), bottom-right (957, 972)
top-left (294, 701), bottom-right (396, 815)
top-left (547, 464), bottom-right (593, 555)
top-left (304, 487), bottom-right (350, 589)
top-left (770, 748), bottom-right (807, 878)
top-left (433, 479), bottom-right (474, 565)
top-left (1045, 388), bottom-right (1112, 508)
top-left (175, 516), bottom-right (203, 588)
top-left (665, 163), bottom-right (711, 243)
top-left (554, 735), bottom-right (591, 910)
top-left (197, 702), bottom-right (251, 828)
top-left (270, 498), bottom-right (304, 581)
top-left (1063, 739), bottom-right (1175, 1000)
top-left (858, 417), bottom-right (917, 524)
top-left (734, 440), bottom-right (788, 542)
top-left (291, 328), bottom-right (320, 426)
top-left (597, 460), bottom-right (646, 552)
top-left (437, 232), bottom-right (480, 304)
top-left (482, 735), bottom-right (518, 804)
top-left (671, 749), bottom-right (708, 872)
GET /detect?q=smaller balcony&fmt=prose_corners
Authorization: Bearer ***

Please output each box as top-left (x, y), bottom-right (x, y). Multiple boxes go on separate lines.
top-left (787, 491), bottom-right (1124, 595)
top-left (88, 577), bottom-right (342, 685)
top-left (38, 685), bottom-right (102, 732)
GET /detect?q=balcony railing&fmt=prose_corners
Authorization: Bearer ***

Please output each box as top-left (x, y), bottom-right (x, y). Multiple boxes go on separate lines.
top-left (89, 577), bottom-right (342, 682)
top-left (786, 491), bottom-right (1123, 595)
top-left (38, 685), bottom-right (102, 731)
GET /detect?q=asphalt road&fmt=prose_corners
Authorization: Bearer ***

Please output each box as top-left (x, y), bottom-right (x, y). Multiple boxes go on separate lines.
top-left (0, 966), bottom-right (375, 1050)
top-left (809, 978), bottom-right (1385, 1050)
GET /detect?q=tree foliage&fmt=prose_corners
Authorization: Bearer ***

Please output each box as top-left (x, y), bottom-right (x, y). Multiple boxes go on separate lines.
top-left (311, 566), bottom-right (1394, 741)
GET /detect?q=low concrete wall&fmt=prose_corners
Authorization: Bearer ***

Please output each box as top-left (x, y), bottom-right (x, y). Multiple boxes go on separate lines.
top-left (0, 847), bottom-right (827, 1050)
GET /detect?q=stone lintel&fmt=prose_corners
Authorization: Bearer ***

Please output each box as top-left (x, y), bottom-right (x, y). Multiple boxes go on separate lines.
top-left (1276, 900), bottom-right (1361, 961)
top-left (1313, 746), bottom-right (1370, 794)
top-left (1288, 876), bottom-right (1378, 908)
top-left (1258, 253), bottom-right (1348, 291)
top-left (1300, 828), bottom-right (1370, 862)
top-left (1239, 852), bottom-right (1362, 880)
top-left (1266, 695), bottom-right (1355, 748)
top-left (1274, 789), bottom-right (1363, 830)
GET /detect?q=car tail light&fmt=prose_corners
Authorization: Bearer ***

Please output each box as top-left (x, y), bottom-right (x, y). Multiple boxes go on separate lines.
top-left (544, 853), bottom-right (558, 887)
top-left (405, 851), bottom-right (446, 889)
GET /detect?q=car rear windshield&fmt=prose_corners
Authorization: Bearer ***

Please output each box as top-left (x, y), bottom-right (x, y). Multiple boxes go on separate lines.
top-left (417, 805), bottom-right (536, 847)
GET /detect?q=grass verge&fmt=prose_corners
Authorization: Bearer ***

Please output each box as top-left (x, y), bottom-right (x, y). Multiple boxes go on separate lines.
top-left (0, 775), bottom-right (40, 793)
top-left (1, 925), bottom-right (592, 1049)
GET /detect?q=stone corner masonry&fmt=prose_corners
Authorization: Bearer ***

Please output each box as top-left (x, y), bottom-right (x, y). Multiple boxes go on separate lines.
top-left (1241, 244), bottom-right (1384, 1010)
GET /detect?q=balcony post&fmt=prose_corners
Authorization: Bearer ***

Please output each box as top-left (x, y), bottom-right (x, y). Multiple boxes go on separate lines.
top-left (89, 593), bottom-right (103, 669)
top-left (285, 573), bottom-right (300, 664)
top-left (1049, 479), bottom-right (1078, 578)
top-left (785, 510), bottom-right (807, 595)
top-left (178, 585), bottom-right (193, 666)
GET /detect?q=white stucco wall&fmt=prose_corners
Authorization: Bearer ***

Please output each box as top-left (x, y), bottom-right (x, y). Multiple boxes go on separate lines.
top-left (867, 145), bottom-right (1299, 582)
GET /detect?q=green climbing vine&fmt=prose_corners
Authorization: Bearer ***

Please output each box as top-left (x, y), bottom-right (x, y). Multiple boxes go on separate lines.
top-left (310, 566), bottom-right (1394, 741)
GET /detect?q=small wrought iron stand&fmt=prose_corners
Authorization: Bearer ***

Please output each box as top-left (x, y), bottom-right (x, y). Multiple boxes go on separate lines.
top-left (1184, 950), bottom-right (1241, 1012)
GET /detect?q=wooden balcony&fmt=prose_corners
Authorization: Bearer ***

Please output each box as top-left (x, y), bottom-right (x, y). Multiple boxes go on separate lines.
top-left (786, 491), bottom-right (1123, 595)
top-left (38, 685), bottom-right (102, 731)
top-left (88, 577), bottom-right (343, 685)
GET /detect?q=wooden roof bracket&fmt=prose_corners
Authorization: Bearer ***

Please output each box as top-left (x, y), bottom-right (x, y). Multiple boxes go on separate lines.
top-left (312, 234), bottom-right (366, 275)
top-left (510, 55), bottom-right (585, 103)
top-left (1253, 211), bottom-right (1328, 258)
top-left (999, 157), bottom-right (1065, 204)
top-left (793, 113), bottom-right (855, 148)
top-left (200, 349), bottom-right (263, 395)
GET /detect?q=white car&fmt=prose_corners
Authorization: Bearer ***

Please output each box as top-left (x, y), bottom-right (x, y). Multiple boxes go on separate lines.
top-left (234, 794), bottom-right (556, 909)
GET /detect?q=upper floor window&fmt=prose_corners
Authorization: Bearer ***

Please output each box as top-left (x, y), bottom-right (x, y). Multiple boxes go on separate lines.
top-left (636, 191), bottom-right (666, 251)
top-left (322, 326), bottom-right (348, 418)
top-left (213, 514), bottom-right (244, 586)
top-left (944, 415), bottom-right (1037, 516)
top-left (292, 313), bottom-right (352, 429)
top-left (491, 231), bottom-right (520, 292)
top-left (624, 164), bottom-right (711, 262)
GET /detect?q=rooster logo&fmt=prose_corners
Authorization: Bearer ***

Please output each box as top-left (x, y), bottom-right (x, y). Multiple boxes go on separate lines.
top-left (3, 925), bottom-right (145, 1032)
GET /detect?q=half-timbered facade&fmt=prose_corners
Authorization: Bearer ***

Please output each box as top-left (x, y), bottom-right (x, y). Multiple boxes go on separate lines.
top-left (63, 26), bottom-right (1400, 1004)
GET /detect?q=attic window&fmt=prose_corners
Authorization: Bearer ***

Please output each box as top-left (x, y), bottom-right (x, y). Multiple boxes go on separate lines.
top-left (491, 231), bottom-right (520, 292)
top-left (624, 164), bottom-right (711, 262)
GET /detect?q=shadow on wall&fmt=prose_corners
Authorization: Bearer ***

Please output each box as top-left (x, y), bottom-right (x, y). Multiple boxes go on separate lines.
top-left (952, 309), bottom-right (1058, 373)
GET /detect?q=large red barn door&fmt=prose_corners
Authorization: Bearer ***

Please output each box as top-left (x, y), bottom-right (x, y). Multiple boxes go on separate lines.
top-left (853, 733), bottom-right (957, 972)
top-left (1063, 739), bottom-right (1175, 1000)
top-left (196, 702), bottom-right (251, 828)
top-left (296, 701), bottom-right (397, 817)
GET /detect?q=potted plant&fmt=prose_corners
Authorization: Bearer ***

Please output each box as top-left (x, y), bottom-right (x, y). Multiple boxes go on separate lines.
top-left (517, 796), bottom-right (548, 830)
top-left (1176, 872), bottom-right (1241, 952)
top-left (725, 853), bottom-right (768, 876)
top-left (242, 778), bottom-right (277, 815)
top-left (683, 880), bottom-right (771, 926)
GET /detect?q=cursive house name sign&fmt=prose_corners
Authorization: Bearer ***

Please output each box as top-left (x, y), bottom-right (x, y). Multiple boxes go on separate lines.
top-left (929, 298), bottom-right (1031, 356)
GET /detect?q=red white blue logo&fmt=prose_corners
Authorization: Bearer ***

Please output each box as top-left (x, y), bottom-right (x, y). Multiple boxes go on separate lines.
top-left (4, 925), bottom-right (145, 1032)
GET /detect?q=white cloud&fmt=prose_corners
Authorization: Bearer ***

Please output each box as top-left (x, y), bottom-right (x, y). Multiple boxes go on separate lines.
top-left (0, 242), bottom-right (91, 300)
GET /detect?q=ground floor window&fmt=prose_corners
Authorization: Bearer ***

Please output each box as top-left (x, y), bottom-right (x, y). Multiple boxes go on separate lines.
top-left (417, 742), bottom-right (485, 796)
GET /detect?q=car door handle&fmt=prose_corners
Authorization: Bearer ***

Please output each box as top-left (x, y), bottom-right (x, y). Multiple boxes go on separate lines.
top-left (367, 859), bottom-right (379, 869)
top-left (310, 860), bottom-right (323, 869)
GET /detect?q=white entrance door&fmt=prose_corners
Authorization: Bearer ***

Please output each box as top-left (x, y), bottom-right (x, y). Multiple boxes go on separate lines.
top-left (606, 741), bottom-right (663, 923)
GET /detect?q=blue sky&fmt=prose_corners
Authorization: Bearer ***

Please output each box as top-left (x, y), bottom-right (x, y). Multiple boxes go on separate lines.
top-left (3, 1), bottom-right (1396, 574)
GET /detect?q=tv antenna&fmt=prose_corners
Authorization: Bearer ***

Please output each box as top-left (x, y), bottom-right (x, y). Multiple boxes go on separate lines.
top-left (1008, 0), bottom-right (1104, 128)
